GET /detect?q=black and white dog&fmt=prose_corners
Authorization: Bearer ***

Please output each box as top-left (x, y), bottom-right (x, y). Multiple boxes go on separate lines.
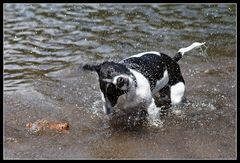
top-left (83, 42), bottom-right (206, 123)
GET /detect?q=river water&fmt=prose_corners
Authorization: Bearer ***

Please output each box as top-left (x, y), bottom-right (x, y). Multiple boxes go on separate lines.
top-left (3, 3), bottom-right (236, 159)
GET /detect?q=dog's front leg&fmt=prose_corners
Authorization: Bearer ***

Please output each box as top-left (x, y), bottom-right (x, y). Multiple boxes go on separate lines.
top-left (148, 98), bottom-right (161, 121)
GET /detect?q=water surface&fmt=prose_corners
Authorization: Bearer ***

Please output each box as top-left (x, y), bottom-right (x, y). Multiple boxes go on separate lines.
top-left (3, 3), bottom-right (236, 159)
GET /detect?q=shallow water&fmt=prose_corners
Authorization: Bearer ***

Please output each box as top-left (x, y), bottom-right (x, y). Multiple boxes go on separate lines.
top-left (3, 4), bottom-right (236, 159)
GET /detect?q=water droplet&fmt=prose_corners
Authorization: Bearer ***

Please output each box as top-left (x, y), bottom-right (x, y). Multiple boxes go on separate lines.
top-left (209, 104), bottom-right (216, 111)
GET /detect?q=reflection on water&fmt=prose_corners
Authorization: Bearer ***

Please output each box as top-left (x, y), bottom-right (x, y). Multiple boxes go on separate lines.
top-left (3, 4), bottom-right (236, 159)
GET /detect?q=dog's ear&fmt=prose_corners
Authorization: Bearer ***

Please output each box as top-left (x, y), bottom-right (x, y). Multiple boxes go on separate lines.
top-left (82, 63), bottom-right (101, 74)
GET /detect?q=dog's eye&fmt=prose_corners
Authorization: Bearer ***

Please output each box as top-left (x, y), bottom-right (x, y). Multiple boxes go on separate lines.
top-left (117, 77), bottom-right (125, 88)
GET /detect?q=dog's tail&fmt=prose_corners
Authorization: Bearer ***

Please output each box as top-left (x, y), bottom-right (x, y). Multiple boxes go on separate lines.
top-left (172, 42), bottom-right (206, 62)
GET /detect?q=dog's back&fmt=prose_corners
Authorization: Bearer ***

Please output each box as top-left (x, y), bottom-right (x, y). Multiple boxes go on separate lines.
top-left (121, 52), bottom-right (184, 94)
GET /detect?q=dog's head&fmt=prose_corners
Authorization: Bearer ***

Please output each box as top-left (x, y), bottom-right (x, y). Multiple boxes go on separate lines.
top-left (83, 61), bottom-right (137, 115)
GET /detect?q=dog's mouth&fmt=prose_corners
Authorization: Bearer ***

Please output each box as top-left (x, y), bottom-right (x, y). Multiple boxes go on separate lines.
top-left (99, 74), bottom-right (137, 115)
top-left (101, 81), bottom-right (130, 115)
